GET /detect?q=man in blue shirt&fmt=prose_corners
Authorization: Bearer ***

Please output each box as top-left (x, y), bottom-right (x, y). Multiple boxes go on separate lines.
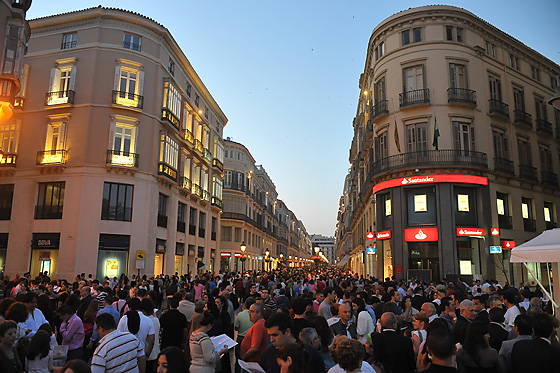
top-left (88, 294), bottom-right (121, 349)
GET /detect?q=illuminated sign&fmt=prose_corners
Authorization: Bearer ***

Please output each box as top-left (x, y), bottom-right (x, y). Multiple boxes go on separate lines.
top-left (366, 232), bottom-right (375, 239)
top-left (385, 199), bottom-right (392, 216)
top-left (373, 174), bottom-right (488, 194)
top-left (458, 194), bottom-right (470, 212)
top-left (366, 246), bottom-right (376, 255)
top-left (220, 252), bottom-right (231, 257)
top-left (404, 228), bottom-right (438, 242)
top-left (376, 230), bottom-right (391, 240)
top-left (490, 246), bottom-right (502, 254)
top-left (459, 260), bottom-right (473, 275)
top-left (39, 251), bottom-right (50, 261)
top-left (501, 240), bottom-right (516, 249)
top-left (491, 228), bottom-right (500, 236)
top-left (395, 265), bottom-right (402, 274)
top-left (456, 228), bottom-right (485, 237)
top-left (497, 199), bottom-right (505, 215)
top-left (414, 195), bottom-right (427, 212)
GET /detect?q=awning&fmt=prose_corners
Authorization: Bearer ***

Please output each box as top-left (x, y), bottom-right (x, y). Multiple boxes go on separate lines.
top-left (337, 255), bottom-right (350, 267)
top-left (510, 228), bottom-right (560, 263)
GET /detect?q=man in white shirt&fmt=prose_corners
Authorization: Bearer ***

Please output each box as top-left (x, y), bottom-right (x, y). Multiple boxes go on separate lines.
top-left (503, 292), bottom-right (521, 332)
top-left (116, 298), bottom-right (155, 357)
top-left (19, 292), bottom-right (48, 337)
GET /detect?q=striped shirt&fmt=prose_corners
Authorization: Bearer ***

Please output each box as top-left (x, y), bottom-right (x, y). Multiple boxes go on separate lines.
top-left (91, 329), bottom-right (144, 373)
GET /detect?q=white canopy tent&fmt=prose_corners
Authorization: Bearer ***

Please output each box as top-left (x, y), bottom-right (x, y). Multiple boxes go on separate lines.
top-left (510, 228), bottom-right (560, 315)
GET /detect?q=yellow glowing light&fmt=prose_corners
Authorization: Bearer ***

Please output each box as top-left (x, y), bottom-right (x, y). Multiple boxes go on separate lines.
top-left (41, 153), bottom-right (64, 164)
top-left (0, 102), bottom-right (14, 123)
top-left (115, 95), bottom-right (139, 108)
top-left (198, 110), bottom-right (203, 114)
top-left (111, 154), bottom-right (135, 167)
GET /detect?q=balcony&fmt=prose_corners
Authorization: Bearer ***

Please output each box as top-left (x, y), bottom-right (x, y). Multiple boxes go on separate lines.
top-left (370, 100), bottom-right (388, 120)
top-left (106, 150), bottom-right (138, 168)
top-left (542, 171), bottom-right (558, 187)
top-left (212, 158), bottom-right (223, 173)
top-left (493, 157), bottom-right (514, 175)
top-left (61, 41), bottom-right (76, 49)
top-left (183, 129), bottom-right (194, 145)
top-left (0, 153), bottom-right (16, 167)
top-left (371, 149), bottom-right (487, 176)
top-left (180, 176), bottom-right (192, 191)
top-left (399, 89), bottom-right (430, 107)
top-left (45, 90), bottom-right (74, 106)
top-left (37, 150), bottom-right (67, 165)
top-left (488, 99), bottom-right (509, 119)
top-left (177, 221), bottom-right (186, 233)
top-left (546, 221), bottom-right (557, 230)
top-left (513, 110), bottom-right (532, 129)
top-left (447, 88), bottom-right (476, 106)
top-left (194, 139), bottom-right (203, 155)
top-left (162, 108), bottom-right (180, 131)
top-left (192, 183), bottom-right (202, 198)
top-left (523, 218), bottom-right (536, 232)
top-left (157, 214), bottom-right (168, 228)
top-left (158, 162), bottom-right (177, 181)
top-left (518, 164), bottom-right (538, 181)
top-left (202, 190), bottom-right (210, 202)
top-left (14, 97), bottom-right (24, 109)
top-left (204, 148), bottom-right (212, 162)
top-left (498, 214), bottom-right (513, 230)
top-left (112, 90), bottom-right (143, 110)
top-left (211, 197), bottom-right (223, 209)
top-left (536, 119), bottom-right (553, 135)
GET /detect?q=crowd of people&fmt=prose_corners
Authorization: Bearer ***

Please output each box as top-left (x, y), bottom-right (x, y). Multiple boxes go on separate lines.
top-left (0, 268), bottom-right (557, 373)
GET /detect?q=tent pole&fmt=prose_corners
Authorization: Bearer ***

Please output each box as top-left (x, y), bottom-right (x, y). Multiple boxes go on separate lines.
top-left (523, 262), bottom-right (558, 312)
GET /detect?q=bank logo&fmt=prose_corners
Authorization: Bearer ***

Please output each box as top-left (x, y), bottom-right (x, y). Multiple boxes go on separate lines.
top-left (415, 229), bottom-right (427, 240)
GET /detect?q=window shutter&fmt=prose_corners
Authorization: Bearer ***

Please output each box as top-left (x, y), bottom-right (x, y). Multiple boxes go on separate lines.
top-left (527, 142), bottom-right (532, 165)
top-left (503, 134), bottom-right (509, 158)
top-left (470, 126), bottom-right (475, 151)
top-left (49, 68), bottom-right (57, 92)
top-left (132, 125), bottom-right (138, 154)
top-left (44, 124), bottom-right (54, 151)
top-left (113, 66), bottom-right (121, 91)
top-left (449, 64), bottom-right (456, 89)
top-left (108, 122), bottom-right (116, 151)
top-left (453, 122), bottom-right (460, 150)
top-left (69, 65), bottom-right (77, 91)
top-left (138, 70), bottom-right (145, 96)
top-left (59, 122), bottom-right (67, 150)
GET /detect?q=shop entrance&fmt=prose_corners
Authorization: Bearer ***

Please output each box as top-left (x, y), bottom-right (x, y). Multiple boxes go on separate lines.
top-left (97, 234), bottom-right (130, 280)
top-left (31, 233), bottom-right (60, 278)
top-left (408, 242), bottom-right (440, 280)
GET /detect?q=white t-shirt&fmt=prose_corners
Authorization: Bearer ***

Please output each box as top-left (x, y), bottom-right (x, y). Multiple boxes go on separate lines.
top-left (117, 311), bottom-right (155, 353)
top-left (328, 361), bottom-right (377, 373)
top-left (504, 305), bottom-right (521, 331)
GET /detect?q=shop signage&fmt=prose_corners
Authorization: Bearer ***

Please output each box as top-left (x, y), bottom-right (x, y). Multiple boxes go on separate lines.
top-left (39, 251), bottom-right (50, 261)
top-left (366, 232), bottom-right (375, 239)
top-left (373, 174), bottom-right (488, 194)
top-left (491, 228), bottom-right (500, 236)
top-left (404, 227), bottom-right (438, 242)
top-left (376, 230), bottom-right (391, 240)
top-left (395, 265), bottom-right (402, 274)
top-left (234, 253), bottom-right (242, 257)
top-left (366, 246), bottom-right (376, 254)
top-left (456, 228), bottom-right (485, 237)
top-left (221, 252), bottom-right (231, 257)
top-left (490, 246), bottom-right (502, 254)
top-left (501, 240), bottom-right (516, 249)
top-left (136, 250), bottom-right (145, 260)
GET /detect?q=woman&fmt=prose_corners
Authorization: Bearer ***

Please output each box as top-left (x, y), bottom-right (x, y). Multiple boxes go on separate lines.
top-left (61, 358), bottom-right (91, 373)
top-left (411, 312), bottom-right (428, 358)
top-left (353, 298), bottom-right (374, 344)
top-left (313, 315), bottom-right (334, 367)
top-left (0, 320), bottom-right (23, 373)
top-left (4, 302), bottom-right (29, 342)
top-left (329, 335), bottom-right (375, 373)
top-left (82, 299), bottom-right (98, 361)
top-left (156, 346), bottom-right (189, 372)
top-left (189, 311), bottom-right (228, 373)
top-left (276, 342), bottom-right (309, 373)
top-left (25, 330), bottom-right (53, 373)
top-left (0, 299), bottom-right (16, 322)
top-left (456, 321), bottom-right (504, 373)
top-left (400, 295), bottom-right (418, 328)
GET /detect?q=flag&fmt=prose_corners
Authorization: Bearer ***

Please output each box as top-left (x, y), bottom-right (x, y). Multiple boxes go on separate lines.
top-left (432, 117), bottom-right (440, 150)
top-left (394, 117), bottom-right (401, 153)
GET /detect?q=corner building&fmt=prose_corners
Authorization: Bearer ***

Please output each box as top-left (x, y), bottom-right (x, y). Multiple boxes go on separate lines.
top-left (0, 7), bottom-right (227, 279)
top-left (337, 5), bottom-right (559, 285)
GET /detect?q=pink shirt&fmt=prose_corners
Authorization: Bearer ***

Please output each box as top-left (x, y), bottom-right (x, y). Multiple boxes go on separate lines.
top-left (60, 314), bottom-right (85, 350)
top-left (194, 284), bottom-right (204, 300)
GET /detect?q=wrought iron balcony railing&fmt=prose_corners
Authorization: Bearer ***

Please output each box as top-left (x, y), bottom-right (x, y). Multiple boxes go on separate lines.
top-left (162, 108), bottom-right (180, 131)
top-left (211, 197), bottom-right (223, 209)
top-left (518, 164), bottom-right (538, 181)
top-left (447, 88), bottom-right (476, 106)
top-left (37, 150), bottom-right (67, 165)
top-left (157, 214), bottom-right (168, 228)
top-left (488, 99), bottom-right (509, 118)
top-left (112, 90), bottom-right (143, 109)
top-left (0, 153), bottom-right (16, 166)
top-left (180, 176), bottom-right (192, 190)
top-left (106, 150), bottom-right (138, 167)
top-left (212, 158), bottom-right (223, 173)
top-left (498, 214), bottom-right (513, 230)
top-left (184, 129), bottom-right (194, 144)
top-left (513, 109), bottom-right (532, 128)
top-left (194, 139), bottom-right (203, 154)
top-left (523, 218), bottom-right (536, 232)
top-left (61, 41), bottom-right (76, 49)
top-left (177, 221), bottom-right (186, 233)
top-left (370, 100), bottom-right (389, 120)
top-left (202, 190), bottom-right (210, 201)
top-left (204, 148), bottom-right (212, 162)
top-left (192, 183), bottom-right (202, 197)
top-left (542, 170), bottom-right (558, 187)
top-left (493, 157), bottom-right (514, 175)
top-left (536, 119), bottom-right (553, 135)
top-left (399, 88), bottom-right (430, 107)
top-left (45, 90), bottom-right (74, 106)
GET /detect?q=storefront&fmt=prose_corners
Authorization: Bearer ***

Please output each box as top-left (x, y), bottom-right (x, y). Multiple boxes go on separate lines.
top-left (175, 243), bottom-right (184, 275)
top-left (0, 233), bottom-right (7, 275)
top-left (375, 230), bottom-right (393, 280)
top-left (31, 233), bottom-right (60, 278)
top-left (97, 234), bottom-right (129, 280)
top-left (154, 239), bottom-right (166, 276)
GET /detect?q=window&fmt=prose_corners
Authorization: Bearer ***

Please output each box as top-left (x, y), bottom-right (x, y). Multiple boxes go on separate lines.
top-left (195, 94), bottom-right (200, 107)
top-left (522, 198), bottom-right (535, 231)
top-left (198, 212), bottom-right (206, 238)
top-left (488, 74), bottom-right (502, 102)
top-left (123, 33), bottom-right (141, 51)
top-left (453, 121), bottom-right (475, 153)
top-left (224, 170), bottom-right (232, 187)
top-left (159, 132), bottom-right (179, 171)
top-left (162, 81), bottom-right (182, 125)
top-left (540, 146), bottom-right (553, 172)
top-left (186, 82), bottom-right (192, 97)
top-left (157, 194), bottom-right (168, 228)
top-left (446, 26), bottom-right (453, 41)
top-left (211, 217), bottom-right (217, 241)
top-left (0, 121), bottom-right (19, 164)
top-left (168, 59), bottom-right (175, 76)
top-left (374, 131), bottom-right (388, 161)
top-left (552, 75), bottom-right (558, 90)
top-left (379, 42), bottom-right (385, 58)
top-left (39, 119), bottom-right (68, 164)
top-left (35, 182), bottom-right (65, 219)
top-left (513, 86), bottom-right (525, 112)
top-left (113, 62), bottom-right (144, 108)
top-left (406, 122), bottom-right (427, 152)
top-left (101, 182), bottom-right (133, 221)
top-left (221, 226), bottom-right (232, 241)
top-left (212, 176), bottom-right (223, 201)
top-left (0, 184), bottom-right (14, 220)
top-left (204, 106), bottom-right (209, 119)
top-left (235, 227), bottom-right (242, 242)
top-left (531, 66), bottom-right (541, 82)
top-left (177, 202), bottom-right (186, 233)
top-left (403, 65), bottom-right (424, 91)
top-left (544, 201), bottom-right (555, 226)
top-left (189, 207), bottom-right (197, 235)
top-left (446, 26), bottom-right (464, 42)
top-left (449, 63), bottom-right (467, 89)
top-left (485, 41), bottom-right (496, 57)
top-left (534, 95), bottom-right (548, 122)
top-left (413, 28), bottom-right (421, 42)
top-left (374, 77), bottom-right (386, 103)
top-left (61, 33), bottom-right (76, 49)
top-left (108, 116), bottom-right (138, 167)
top-left (46, 59), bottom-right (77, 105)
top-left (496, 192), bottom-right (508, 216)
top-left (517, 137), bottom-right (532, 166)
top-left (509, 54), bottom-right (520, 70)
top-left (492, 130), bottom-right (510, 160)
top-left (456, 28), bottom-right (463, 42)
top-left (402, 30), bottom-right (410, 46)
top-left (2, 20), bottom-right (25, 77)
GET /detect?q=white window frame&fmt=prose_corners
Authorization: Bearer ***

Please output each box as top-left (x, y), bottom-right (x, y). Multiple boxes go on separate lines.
top-left (62, 33), bottom-right (77, 49)
top-left (163, 80), bottom-right (181, 120)
top-left (47, 58), bottom-right (77, 105)
top-left (213, 176), bottom-right (223, 200)
top-left (108, 115), bottom-right (138, 167)
top-left (113, 59), bottom-right (144, 108)
top-left (224, 170), bottom-right (232, 187)
top-left (123, 33), bottom-right (141, 51)
top-left (159, 131), bottom-right (179, 171)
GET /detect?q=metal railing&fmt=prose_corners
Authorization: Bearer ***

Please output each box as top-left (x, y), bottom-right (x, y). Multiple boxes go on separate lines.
top-left (192, 183), bottom-right (202, 197)
top-left (493, 157), bottom-right (514, 175)
top-left (370, 100), bottom-right (389, 119)
top-left (35, 205), bottom-right (63, 220)
top-left (371, 149), bottom-right (487, 176)
top-left (123, 41), bottom-right (141, 51)
top-left (211, 197), bottom-right (223, 209)
top-left (447, 88), bottom-right (476, 106)
top-left (37, 150), bottom-right (67, 165)
top-left (61, 41), bottom-right (76, 49)
top-left (0, 153), bottom-right (16, 167)
top-left (399, 89), bottom-right (430, 107)
top-left (112, 90), bottom-right (143, 109)
top-left (184, 129), bottom-right (194, 144)
top-left (513, 110), bottom-right (532, 128)
top-left (157, 214), bottom-right (168, 228)
top-left (498, 215), bottom-right (513, 230)
top-left (45, 90), bottom-right (75, 105)
top-left (202, 190), bottom-right (210, 202)
top-left (519, 164), bottom-right (538, 181)
top-left (106, 150), bottom-right (139, 167)
top-left (542, 171), bottom-right (558, 187)
top-left (212, 158), bottom-right (223, 173)
top-left (162, 108), bottom-right (180, 131)
top-left (180, 176), bottom-right (192, 190)
top-left (204, 148), bottom-right (212, 162)
top-left (523, 218), bottom-right (536, 232)
top-left (488, 99), bottom-right (509, 118)
top-left (194, 139), bottom-right (203, 154)
top-left (536, 119), bottom-right (553, 135)
top-left (177, 221), bottom-right (186, 233)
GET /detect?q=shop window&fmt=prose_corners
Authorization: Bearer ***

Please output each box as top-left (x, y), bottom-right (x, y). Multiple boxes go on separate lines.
top-left (175, 243), bottom-right (184, 275)
top-left (97, 234), bottom-right (129, 280)
top-left (0, 184), bottom-right (14, 220)
top-left (35, 182), bottom-right (65, 219)
top-left (101, 182), bottom-right (133, 221)
top-left (155, 239), bottom-right (166, 276)
top-left (189, 207), bottom-right (197, 235)
top-left (407, 187), bottom-right (436, 226)
top-left (157, 193), bottom-right (168, 228)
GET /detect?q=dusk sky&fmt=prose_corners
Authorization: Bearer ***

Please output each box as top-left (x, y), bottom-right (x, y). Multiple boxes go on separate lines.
top-left (28, 1), bottom-right (560, 236)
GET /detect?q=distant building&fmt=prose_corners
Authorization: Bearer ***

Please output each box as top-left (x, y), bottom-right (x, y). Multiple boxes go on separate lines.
top-left (310, 234), bottom-right (335, 265)
top-left (336, 5), bottom-right (559, 286)
top-left (1, 7), bottom-right (226, 279)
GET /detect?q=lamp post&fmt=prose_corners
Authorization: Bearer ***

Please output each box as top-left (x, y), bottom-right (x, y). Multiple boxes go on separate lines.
top-left (314, 246), bottom-right (320, 268)
top-left (549, 75), bottom-right (560, 110)
top-left (240, 241), bottom-right (246, 274)
top-left (280, 253), bottom-right (284, 268)
top-left (265, 249), bottom-right (270, 272)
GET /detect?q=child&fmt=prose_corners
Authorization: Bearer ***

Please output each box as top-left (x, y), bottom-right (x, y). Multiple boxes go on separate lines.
top-left (37, 323), bottom-right (57, 351)
top-left (25, 330), bottom-right (53, 373)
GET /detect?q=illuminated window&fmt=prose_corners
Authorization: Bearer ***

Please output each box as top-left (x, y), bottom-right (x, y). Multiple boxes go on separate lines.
top-left (457, 194), bottom-right (469, 212)
top-left (108, 116), bottom-right (138, 167)
top-left (159, 132), bottom-right (179, 171)
top-left (213, 176), bottom-right (223, 200)
top-left (0, 121), bottom-right (19, 163)
top-left (39, 118), bottom-right (68, 165)
top-left (521, 197), bottom-right (532, 219)
top-left (162, 80), bottom-right (181, 128)
top-left (113, 61), bottom-right (144, 109)
top-left (385, 198), bottom-right (391, 216)
top-left (46, 59), bottom-right (77, 105)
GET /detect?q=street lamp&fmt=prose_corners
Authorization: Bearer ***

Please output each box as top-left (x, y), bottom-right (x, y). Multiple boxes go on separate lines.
top-left (314, 246), bottom-right (320, 268)
top-left (240, 242), bottom-right (246, 274)
top-left (548, 75), bottom-right (560, 110)
top-left (265, 249), bottom-right (270, 271)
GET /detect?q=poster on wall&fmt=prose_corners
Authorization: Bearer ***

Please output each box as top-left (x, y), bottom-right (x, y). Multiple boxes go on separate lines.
top-left (414, 195), bottom-right (427, 212)
top-left (457, 194), bottom-right (470, 212)
top-left (106, 259), bottom-right (119, 277)
top-left (459, 260), bottom-right (473, 275)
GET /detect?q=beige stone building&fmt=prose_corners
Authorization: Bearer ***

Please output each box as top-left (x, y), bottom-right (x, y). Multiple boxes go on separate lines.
top-left (0, 7), bottom-right (227, 279)
top-left (336, 5), bottom-right (559, 286)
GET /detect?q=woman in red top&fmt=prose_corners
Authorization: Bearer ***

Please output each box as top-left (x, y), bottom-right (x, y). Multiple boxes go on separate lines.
top-left (81, 299), bottom-right (98, 361)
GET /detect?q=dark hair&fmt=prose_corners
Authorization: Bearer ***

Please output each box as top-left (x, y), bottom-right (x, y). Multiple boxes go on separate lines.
top-left (104, 294), bottom-right (114, 305)
top-left (426, 328), bottom-right (455, 359)
top-left (141, 298), bottom-right (155, 316)
top-left (532, 313), bottom-right (554, 338)
top-left (57, 305), bottom-right (73, 317)
top-left (38, 323), bottom-right (53, 336)
top-left (353, 297), bottom-right (366, 315)
top-left (157, 347), bottom-right (188, 372)
top-left (330, 336), bottom-right (364, 372)
top-left (463, 321), bottom-right (489, 365)
top-left (168, 296), bottom-right (180, 309)
top-left (244, 296), bottom-right (256, 309)
top-left (488, 307), bottom-right (505, 323)
top-left (61, 358), bottom-right (92, 373)
top-left (502, 291), bottom-right (517, 305)
top-left (83, 299), bottom-right (99, 324)
top-left (514, 314), bottom-right (532, 335)
top-left (27, 330), bottom-right (51, 360)
top-left (6, 302), bottom-right (29, 323)
top-left (23, 292), bottom-right (38, 304)
top-left (292, 297), bottom-right (308, 316)
top-left (96, 313), bottom-right (117, 331)
top-left (118, 290), bottom-right (128, 300)
top-left (0, 320), bottom-right (17, 337)
top-left (127, 297), bottom-right (142, 311)
top-left (199, 311), bottom-right (215, 327)
top-left (265, 311), bottom-right (293, 335)
top-left (0, 299), bottom-right (16, 317)
top-left (125, 309), bottom-right (140, 335)
top-left (276, 342), bottom-right (309, 373)
top-left (313, 316), bottom-right (333, 353)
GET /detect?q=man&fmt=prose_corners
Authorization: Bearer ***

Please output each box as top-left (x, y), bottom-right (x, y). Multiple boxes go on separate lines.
top-left (292, 297), bottom-right (316, 341)
top-left (438, 297), bottom-right (456, 331)
top-left (91, 313), bottom-right (145, 373)
top-left (411, 286), bottom-right (428, 311)
top-left (318, 287), bottom-right (336, 319)
top-left (312, 291), bottom-right (324, 314)
top-left (510, 314), bottom-right (560, 373)
top-left (58, 305), bottom-right (85, 361)
top-left (235, 297), bottom-right (255, 346)
top-left (77, 286), bottom-right (93, 320)
top-left (240, 303), bottom-right (269, 363)
top-left (455, 299), bottom-right (476, 344)
top-left (19, 292), bottom-right (48, 337)
top-left (502, 291), bottom-right (521, 332)
top-left (421, 302), bottom-right (438, 323)
top-left (178, 292), bottom-right (195, 323)
top-left (89, 295), bottom-right (121, 349)
top-left (261, 312), bottom-right (326, 373)
top-left (488, 307), bottom-right (508, 352)
top-left (380, 312), bottom-right (415, 373)
top-left (330, 302), bottom-right (357, 339)
top-left (389, 289), bottom-right (403, 315)
top-left (261, 288), bottom-right (277, 312)
top-left (499, 314), bottom-right (532, 371)
top-left (159, 295), bottom-right (188, 349)
top-left (420, 328), bottom-right (457, 372)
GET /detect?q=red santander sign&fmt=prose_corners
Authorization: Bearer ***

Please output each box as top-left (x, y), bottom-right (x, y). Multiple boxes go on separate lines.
top-left (405, 228), bottom-right (438, 242)
top-left (366, 232), bottom-right (375, 240)
top-left (373, 174), bottom-right (488, 194)
top-left (501, 240), bottom-right (516, 249)
top-left (376, 230), bottom-right (391, 240)
top-left (491, 228), bottom-right (500, 236)
top-left (456, 228), bottom-right (485, 237)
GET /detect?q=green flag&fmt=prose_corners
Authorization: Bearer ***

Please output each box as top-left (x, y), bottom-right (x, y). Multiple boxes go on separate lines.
top-left (432, 117), bottom-right (440, 150)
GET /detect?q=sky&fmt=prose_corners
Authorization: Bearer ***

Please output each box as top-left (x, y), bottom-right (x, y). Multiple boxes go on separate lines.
top-left (27, 1), bottom-right (560, 236)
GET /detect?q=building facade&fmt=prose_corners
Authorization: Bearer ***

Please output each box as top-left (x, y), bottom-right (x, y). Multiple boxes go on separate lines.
top-left (336, 5), bottom-right (560, 286)
top-left (219, 138), bottom-right (311, 272)
top-left (0, 7), bottom-right (226, 279)
top-left (310, 234), bottom-right (335, 265)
